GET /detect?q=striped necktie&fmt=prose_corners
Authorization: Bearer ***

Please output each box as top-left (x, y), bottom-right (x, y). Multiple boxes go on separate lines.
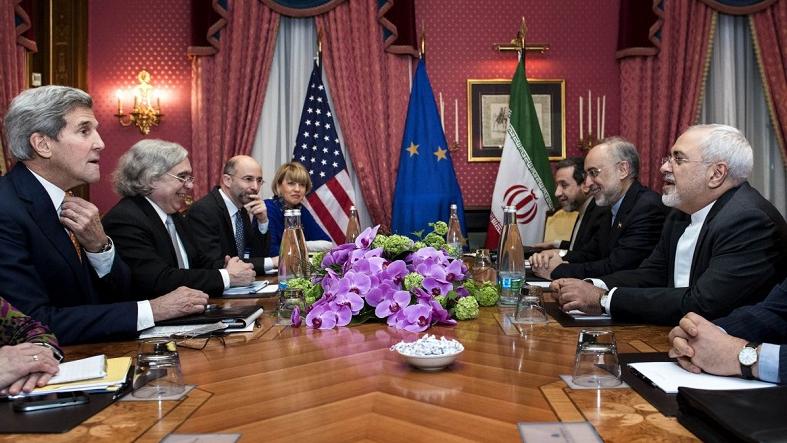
top-left (64, 191), bottom-right (82, 262)
top-left (234, 210), bottom-right (246, 257)
top-left (165, 215), bottom-right (187, 269)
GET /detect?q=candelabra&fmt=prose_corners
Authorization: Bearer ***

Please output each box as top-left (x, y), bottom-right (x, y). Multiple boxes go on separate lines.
top-left (114, 70), bottom-right (163, 135)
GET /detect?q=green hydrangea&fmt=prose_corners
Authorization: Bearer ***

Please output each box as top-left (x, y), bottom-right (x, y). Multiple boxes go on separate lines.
top-left (371, 234), bottom-right (388, 250)
top-left (454, 296), bottom-right (479, 320)
top-left (431, 221), bottom-right (448, 236)
top-left (423, 232), bottom-right (446, 249)
top-left (413, 241), bottom-right (427, 250)
top-left (284, 277), bottom-right (323, 307)
top-left (304, 284), bottom-right (323, 307)
top-left (463, 279), bottom-right (478, 294)
top-left (435, 295), bottom-right (448, 308)
top-left (403, 272), bottom-right (424, 290)
top-left (474, 284), bottom-right (500, 307)
top-left (310, 251), bottom-right (326, 269)
top-left (286, 277), bottom-right (312, 292)
top-left (382, 234), bottom-right (414, 256)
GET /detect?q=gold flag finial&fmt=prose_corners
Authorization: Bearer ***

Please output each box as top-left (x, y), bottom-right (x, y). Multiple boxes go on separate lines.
top-left (419, 23), bottom-right (426, 58)
top-left (518, 17), bottom-right (527, 50)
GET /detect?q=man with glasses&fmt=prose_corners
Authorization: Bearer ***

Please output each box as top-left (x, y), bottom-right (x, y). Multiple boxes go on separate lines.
top-left (531, 137), bottom-right (667, 279)
top-left (188, 155), bottom-right (277, 274)
top-left (0, 87), bottom-right (209, 344)
top-left (103, 140), bottom-right (256, 298)
top-left (554, 124), bottom-right (787, 325)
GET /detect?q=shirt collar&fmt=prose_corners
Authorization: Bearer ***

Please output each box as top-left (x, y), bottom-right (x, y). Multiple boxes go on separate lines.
top-left (218, 188), bottom-right (240, 218)
top-left (28, 169), bottom-right (66, 214)
top-left (610, 195), bottom-right (624, 220)
top-left (690, 200), bottom-right (716, 225)
top-left (144, 197), bottom-right (170, 225)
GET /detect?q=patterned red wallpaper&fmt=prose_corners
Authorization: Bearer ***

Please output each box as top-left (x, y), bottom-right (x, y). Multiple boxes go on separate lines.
top-left (415, 0), bottom-right (622, 207)
top-left (87, 0), bottom-right (192, 213)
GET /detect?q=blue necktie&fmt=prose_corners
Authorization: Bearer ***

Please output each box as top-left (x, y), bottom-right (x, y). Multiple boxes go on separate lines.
top-left (234, 210), bottom-right (246, 257)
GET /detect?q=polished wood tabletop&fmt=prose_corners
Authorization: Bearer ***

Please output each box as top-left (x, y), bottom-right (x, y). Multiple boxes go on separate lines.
top-left (3, 296), bottom-right (698, 442)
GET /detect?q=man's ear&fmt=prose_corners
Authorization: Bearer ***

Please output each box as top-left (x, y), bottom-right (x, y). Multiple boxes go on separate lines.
top-left (707, 162), bottom-right (730, 188)
top-left (221, 173), bottom-right (232, 188)
top-left (29, 133), bottom-right (52, 159)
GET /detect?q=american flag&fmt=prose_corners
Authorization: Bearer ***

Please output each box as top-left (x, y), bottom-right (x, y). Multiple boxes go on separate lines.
top-left (292, 60), bottom-right (356, 244)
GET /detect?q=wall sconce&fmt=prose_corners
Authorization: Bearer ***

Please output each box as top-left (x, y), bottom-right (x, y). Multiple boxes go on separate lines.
top-left (114, 70), bottom-right (163, 135)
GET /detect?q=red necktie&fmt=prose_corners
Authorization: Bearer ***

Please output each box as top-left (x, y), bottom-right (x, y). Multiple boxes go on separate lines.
top-left (65, 191), bottom-right (82, 262)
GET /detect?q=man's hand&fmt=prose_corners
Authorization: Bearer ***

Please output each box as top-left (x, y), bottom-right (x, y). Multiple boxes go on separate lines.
top-left (60, 195), bottom-right (108, 252)
top-left (552, 278), bottom-right (604, 314)
top-left (244, 195), bottom-right (268, 224)
top-left (150, 286), bottom-right (209, 322)
top-left (668, 312), bottom-right (748, 377)
top-left (532, 241), bottom-right (559, 250)
top-left (530, 251), bottom-right (564, 279)
top-left (0, 344), bottom-right (59, 396)
top-left (225, 257), bottom-right (255, 286)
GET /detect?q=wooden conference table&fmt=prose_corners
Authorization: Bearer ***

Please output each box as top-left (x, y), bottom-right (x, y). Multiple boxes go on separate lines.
top-left (3, 295), bottom-right (698, 442)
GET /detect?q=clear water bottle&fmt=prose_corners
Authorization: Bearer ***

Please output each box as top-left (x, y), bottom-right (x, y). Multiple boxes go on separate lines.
top-left (497, 206), bottom-right (526, 305)
top-left (472, 248), bottom-right (496, 284)
top-left (291, 209), bottom-right (309, 275)
top-left (345, 205), bottom-right (361, 243)
top-left (278, 209), bottom-right (304, 291)
top-left (446, 203), bottom-right (465, 256)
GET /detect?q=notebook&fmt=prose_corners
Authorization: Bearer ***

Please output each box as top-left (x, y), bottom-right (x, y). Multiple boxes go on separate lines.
top-left (156, 305), bottom-right (262, 327)
top-left (46, 354), bottom-right (107, 385)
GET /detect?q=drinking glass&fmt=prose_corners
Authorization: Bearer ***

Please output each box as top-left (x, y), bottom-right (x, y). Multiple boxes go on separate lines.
top-left (278, 288), bottom-right (305, 325)
top-left (513, 285), bottom-right (548, 324)
top-left (132, 339), bottom-right (185, 398)
top-left (572, 329), bottom-right (622, 388)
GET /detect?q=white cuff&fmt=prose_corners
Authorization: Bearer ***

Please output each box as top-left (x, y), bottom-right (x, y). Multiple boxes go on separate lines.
top-left (219, 269), bottom-right (230, 289)
top-left (602, 287), bottom-right (617, 314)
top-left (136, 300), bottom-right (155, 330)
top-left (257, 221), bottom-right (269, 235)
top-left (264, 257), bottom-right (274, 273)
top-left (586, 278), bottom-right (609, 291)
top-left (86, 245), bottom-right (115, 278)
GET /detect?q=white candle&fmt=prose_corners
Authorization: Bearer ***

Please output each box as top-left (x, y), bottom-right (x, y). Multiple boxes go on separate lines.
top-left (579, 96), bottom-right (583, 139)
top-left (439, 92), bottom-right (445, 131)
top-left (601, 95), bottom-right (606, 139)
top-left (454, 99), bottom-right (459, 143)
top-left (597, 96), bottom-right (601, 140)
top-left (116, 90), bottom-right (123, 114)
top-left (588, 91), bottom-right (593, 136)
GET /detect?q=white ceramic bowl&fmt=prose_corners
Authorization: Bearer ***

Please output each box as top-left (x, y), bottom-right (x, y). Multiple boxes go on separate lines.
top-left (397, 346), bottom-right (464, 371)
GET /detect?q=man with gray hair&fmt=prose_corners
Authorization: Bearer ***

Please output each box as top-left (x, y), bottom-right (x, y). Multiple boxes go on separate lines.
top-left (103, 139), bottom-right (255, 298)
top-left (531, 137), bottom-right (667, 279)
top-left (0, 86), bottom-right (209, 345)
top-left (554, 124), bottom-right (787, 325)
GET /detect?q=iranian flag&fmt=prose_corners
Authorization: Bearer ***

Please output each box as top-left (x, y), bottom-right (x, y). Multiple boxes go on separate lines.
top-left (485, 55), bottom-right (556, 248)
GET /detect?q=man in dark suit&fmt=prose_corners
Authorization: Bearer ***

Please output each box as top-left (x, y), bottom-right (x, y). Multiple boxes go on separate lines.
top-left (668, 277), bottom-right (787, 384)
top-left (0, 86), bottom-right (208, 345)
top-left (554, 124), bottom-right (787, 325)
top-left (187, 155), bottom-right (276, 275)
top-left (103, 139), bottom-right (256, 298)
top-left (531, 157), bottom-right (607, 258)
top-left (531, 138), bottom-right (666, 279)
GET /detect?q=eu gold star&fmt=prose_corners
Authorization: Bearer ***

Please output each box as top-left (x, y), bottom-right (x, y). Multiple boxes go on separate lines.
top-left (433, 146), bottom-right (447, 161)
top-left (406, 142), bottom-right (419, 157)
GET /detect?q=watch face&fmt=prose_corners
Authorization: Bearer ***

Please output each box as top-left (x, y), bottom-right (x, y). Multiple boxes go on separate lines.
top-left (739, 347), bottom-right (758, 366)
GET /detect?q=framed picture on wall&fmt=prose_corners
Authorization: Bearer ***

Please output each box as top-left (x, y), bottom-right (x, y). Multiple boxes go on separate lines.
top-left (467, 79), bottom-right (566, 162)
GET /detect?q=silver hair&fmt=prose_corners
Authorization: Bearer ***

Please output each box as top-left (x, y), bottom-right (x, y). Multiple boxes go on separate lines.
top-left (113, 139), bottom-right (188, 197)
top-left (3, 86), bottom-right (93, 161)
top-left (601, 136), bottom-right (640, 179)
top-left (690, 124), bottom-right (753, 183)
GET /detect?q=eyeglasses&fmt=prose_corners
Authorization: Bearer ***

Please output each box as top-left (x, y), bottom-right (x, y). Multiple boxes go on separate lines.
top-left (585, 167), bottom-right (604, 178)
top-left (176, 332), bottom-right (226, 351)
top-left (166, 172), bottom-right (195, 184)
top-left (661, 154), bottom-right (712, 166)
top-left (226, 174), bottom-right (265, 185)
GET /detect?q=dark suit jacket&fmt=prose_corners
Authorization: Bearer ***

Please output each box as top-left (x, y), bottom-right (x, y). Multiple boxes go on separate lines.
top-left (602, 182), bottom-right (787, 325)
top-left (558, 199), bottom-right (607, 254)
top-left (186, 187), bottom-right (270, 273)
top-left (0, 164), bottom-right (136, 344)
top-left (552, 180), bottom-right (666, 279)
top-left (715, 278), bottom-right (787, 384)
top-left (103, 196), bottom-right (225, 297)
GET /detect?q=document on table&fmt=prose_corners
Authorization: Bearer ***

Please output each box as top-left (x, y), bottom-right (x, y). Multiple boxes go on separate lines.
top-left (23, 357), bottom-right (133, 396)
top-left (628, 361), bottom-right (777, 394)
top-left (46, 354), bottom-right (107, 385)
top-left (139, 308), bottom-right (264, 339)
top-left (567, 310), bottom-right (611, 321)
top-left (223, 280), bottom-right (270, 296)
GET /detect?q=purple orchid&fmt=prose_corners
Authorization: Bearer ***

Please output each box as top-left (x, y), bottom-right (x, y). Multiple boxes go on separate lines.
top-left (291, 306), bottom-right (302, 327)
top-left (372, 289), bottom-right (411, 319)
top-left (354, 225), bottom-right (380, 249)
top-left (444, 259), bottom-right (465, 282)
top-left (305, 301), bottom-right (338, 329)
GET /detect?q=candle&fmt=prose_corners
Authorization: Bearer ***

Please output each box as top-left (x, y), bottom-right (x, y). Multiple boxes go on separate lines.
top-left (154, 90), bottom-right (161, 111)
top-left (116, 90), bottom-right (123, 114)
top-left (439, 92), bottom-right (445, 131)
top-left (579, 96), bottom-right (583, 139)
top-left (601, 95), bottom-right (606, 139)
top-left (588, 90), bottom-right (593, 136)
top-left (454, 98), bottom-right (459, 143)
top-left (597, 96), bottom-right (601, 140)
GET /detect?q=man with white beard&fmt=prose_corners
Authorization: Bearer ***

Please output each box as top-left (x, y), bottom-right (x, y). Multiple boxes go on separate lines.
top-left (552, 124), bottom-right (787, 325)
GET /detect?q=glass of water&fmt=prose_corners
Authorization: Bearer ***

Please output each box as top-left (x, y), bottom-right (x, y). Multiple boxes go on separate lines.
top-left (132, 338), bottom-right (185, 398)
top-left (513, 285), bottom-right (548, 324)
top-left (572, 329), bottom-right (622, 388)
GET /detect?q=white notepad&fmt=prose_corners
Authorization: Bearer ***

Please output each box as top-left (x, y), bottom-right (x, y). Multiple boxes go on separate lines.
top-left (47, 354), bottom-right (107, 385)
top-left (628, 361), bottom-right (776, 394)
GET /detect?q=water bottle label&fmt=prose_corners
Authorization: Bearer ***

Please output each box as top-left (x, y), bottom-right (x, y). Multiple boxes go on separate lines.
top-left (501, 277), bottom-right (523, 291)
top-left (278, 281), bottom-right (288, 291)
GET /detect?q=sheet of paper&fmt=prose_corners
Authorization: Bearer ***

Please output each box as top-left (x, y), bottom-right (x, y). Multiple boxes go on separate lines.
top-left (223, 280), bottom-right (269, 296)
top-left (30, 357), bottom-right (132, 395)
top-left (528, 281), bottom-right (552, 288)
top-left (567, 310), bottom-right (611, 321)
top-left (628, 361), bottom-right (777, 394)
top-left (139, 308), bottom-right (262, 339)
top-left (259, 283), bottom-right (278, 294)
top-left (47, 354), bottom-right (106, 385)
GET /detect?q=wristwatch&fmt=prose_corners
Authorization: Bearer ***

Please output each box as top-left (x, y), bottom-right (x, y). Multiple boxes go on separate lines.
top-left (599, 291), bottom-right (610, 315)
top-left (89, 236), bottom-right (113, 253)
top-left (738, 341), bottom-right (760, 380)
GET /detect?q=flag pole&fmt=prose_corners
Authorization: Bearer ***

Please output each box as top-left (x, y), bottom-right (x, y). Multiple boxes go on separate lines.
top-left (316, 29), bottom-right (323, 67)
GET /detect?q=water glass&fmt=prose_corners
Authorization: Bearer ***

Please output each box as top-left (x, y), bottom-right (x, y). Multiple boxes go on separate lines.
top-left (278, 288), bottom-right (305, 325)
top-left (513, 286), bottom-right (548, 324)
top-left (132, 339), bottom-right (185, 399)
top-left (572, 329), bottom-right (622, 388)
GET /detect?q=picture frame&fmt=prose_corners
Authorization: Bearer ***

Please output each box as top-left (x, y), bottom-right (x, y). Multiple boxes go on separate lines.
top-left (467, 78), bottom-right (566, 162)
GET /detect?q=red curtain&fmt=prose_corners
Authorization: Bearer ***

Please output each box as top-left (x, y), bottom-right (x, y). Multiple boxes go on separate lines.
top-left (619, 0), bottom-right (715, 188)
top-left (190, 1), bottom-right (279, 197)
top-left (751, 1), bottom-right (787, 166)
top-left (315, 0), bottom-right (410, 229)
top-left (0, 0), bottom-right (35, 175)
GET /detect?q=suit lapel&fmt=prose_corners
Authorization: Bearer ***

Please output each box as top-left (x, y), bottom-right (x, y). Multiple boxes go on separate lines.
top-left (133, 196), bottom-right (181, 267)
top-left (211, 188), bottom-right (239, 256)
top-left (608, 181), bottom-right (642, 246)
top-left (688, 185), bottom-right (740, 283)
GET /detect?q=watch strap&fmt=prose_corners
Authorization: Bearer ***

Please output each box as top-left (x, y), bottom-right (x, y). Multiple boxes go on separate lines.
top-left (740, 341), bottom-right (760, 380)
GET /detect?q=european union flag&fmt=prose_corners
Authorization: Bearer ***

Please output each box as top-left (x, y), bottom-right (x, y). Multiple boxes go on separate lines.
top-left (391, 58), bottom-right (465, 239)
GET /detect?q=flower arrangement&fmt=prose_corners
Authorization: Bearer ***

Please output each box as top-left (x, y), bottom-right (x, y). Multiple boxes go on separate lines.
top-left (287, 222), bottom-right (483, 332)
